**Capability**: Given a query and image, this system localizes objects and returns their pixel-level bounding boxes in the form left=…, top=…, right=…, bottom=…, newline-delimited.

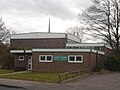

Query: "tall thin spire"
left=48, top=17, right=50, bottom=33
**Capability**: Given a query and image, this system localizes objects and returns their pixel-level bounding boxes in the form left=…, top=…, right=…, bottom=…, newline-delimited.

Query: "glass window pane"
left=69, top=56, right=75, bottom=61
left=76, top=56, right=82, bottom=61
left=20, top=57, right=24, bottom=59
left=19, top=56, right=24, bottom=61
left=47, top=56, right=52, bottom=61
left=94, top=47, right=100, bottom=51
left=40, top=56, right=45, bottom=60
left=28, top=56, right=32, bottom=60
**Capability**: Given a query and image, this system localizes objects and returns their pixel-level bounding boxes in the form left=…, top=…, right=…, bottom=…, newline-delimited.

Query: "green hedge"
left=104, top=56, right=120, bottom=71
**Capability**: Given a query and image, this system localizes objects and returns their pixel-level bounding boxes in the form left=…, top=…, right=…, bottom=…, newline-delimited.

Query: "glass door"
left=28, top=56, right=32, bottom=70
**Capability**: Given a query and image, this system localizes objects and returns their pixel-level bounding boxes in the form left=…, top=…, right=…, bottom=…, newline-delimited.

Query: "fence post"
left=72, top=72, right=74, bottom=77
left=59, top=74, right=61, bottom=83
left=66, top=73, right=68, bottom=79
left=89, top=68, right=92, bottom=75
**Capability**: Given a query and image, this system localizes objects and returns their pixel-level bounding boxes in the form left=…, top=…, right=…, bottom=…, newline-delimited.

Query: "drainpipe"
left=89, top=49, right=92, bottom=74
left=24, top=50, right=27, bottom=71
left=96, top=51, right=98, bottom=66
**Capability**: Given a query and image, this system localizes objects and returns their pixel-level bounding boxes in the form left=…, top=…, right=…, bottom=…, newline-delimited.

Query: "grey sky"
left=0, top=0, right=92, bottom=33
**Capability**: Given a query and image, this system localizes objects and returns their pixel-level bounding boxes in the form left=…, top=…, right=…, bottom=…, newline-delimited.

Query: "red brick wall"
left=105, top=47, right=112, bottom=56
left=14, top=54, right=31, bottom=71
left=32, top=52, right=98, bottom=72
left=14, top=52, right=104, bottom=72
left=11, top=38, right=67, bottom=49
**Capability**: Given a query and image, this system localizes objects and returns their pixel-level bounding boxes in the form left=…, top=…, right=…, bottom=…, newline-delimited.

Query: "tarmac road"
left=0, top=72, right=120, bottom=90
left=65, top=72, right=120, bottom=90
left=0, top=86, right=26, bottom=90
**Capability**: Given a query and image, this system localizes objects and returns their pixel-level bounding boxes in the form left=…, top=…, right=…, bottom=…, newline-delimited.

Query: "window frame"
left=39, top=55, right=53, bottom=62
left=19, top=56, right=24, bottom=61
left=68, top=55, right=83, bottom=63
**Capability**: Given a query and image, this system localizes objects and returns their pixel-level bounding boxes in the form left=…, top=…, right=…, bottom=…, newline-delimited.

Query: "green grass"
left=0, top=71, right=87, bottom=83
left=0, top=70, right=14, bottom=74
left=0, top=72, right=60, bottom=83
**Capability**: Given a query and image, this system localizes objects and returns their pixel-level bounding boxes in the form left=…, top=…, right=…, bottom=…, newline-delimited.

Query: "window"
left=69, top=56, right=75, bottom=61
left=94, top=47, right=101, bottom=51
left=39, top=55, right=53, bottom=62
left=47, top=56, right=52, bottom=61
left=28, top=56, right=32, bottom=60
left=68, top=55, right=83, bottom=63
left=19, top=56, right=24, bottom=61
left=76, top=56, right=82, bottom=61
left=40, top=56, right=45, bottom=61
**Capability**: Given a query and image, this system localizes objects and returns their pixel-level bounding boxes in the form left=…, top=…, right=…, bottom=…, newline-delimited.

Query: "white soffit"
left=11, top=32, right=66, bottom=39
left=67, top=34, right=80, bottom=42
left=66, top=43, right=105, bottom=47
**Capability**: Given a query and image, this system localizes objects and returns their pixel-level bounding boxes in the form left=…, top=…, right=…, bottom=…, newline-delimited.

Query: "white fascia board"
left=11, top=33, right=66, bottom=39
left=66, top=43, right=105, bottom=47
left=67, top=34, right=80, bottom=43
left=91, top=50, right=105, bottom=55
left=98, top=51, right=105, bottom=55
left=10, top=50, right=32, bottom=53
left=33, top=49, right=105, bottom=55
left=33, top=49, right=91, bottom=52
left=106, top=45, right=112, bottom=50
left=25, top=50, right=32, bottom=53
left=10, top=50, right=24, bottom=53
left=91, top=50, right=97, bottom=53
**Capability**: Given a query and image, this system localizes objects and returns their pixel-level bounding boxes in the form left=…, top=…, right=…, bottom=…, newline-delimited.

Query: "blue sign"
left=53, top=56, right=67, bottom=61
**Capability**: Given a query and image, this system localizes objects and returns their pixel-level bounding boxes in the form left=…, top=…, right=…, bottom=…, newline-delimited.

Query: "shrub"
left=92, top=64, right=103, bottom=72
left=104, top=56, right=120, bottom=71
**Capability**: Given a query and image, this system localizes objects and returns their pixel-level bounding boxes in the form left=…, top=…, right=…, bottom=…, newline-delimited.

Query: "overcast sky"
left=0, top=0, right=92, bottom=33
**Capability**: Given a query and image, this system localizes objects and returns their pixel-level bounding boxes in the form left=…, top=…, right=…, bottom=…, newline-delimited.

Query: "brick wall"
left=11, top=38, right=67, bottom=49
left=32, top=52, right=101, bottom=72
left=14, top=52, right=104, bottom=72
left=14, top=54, right=31, bottom=71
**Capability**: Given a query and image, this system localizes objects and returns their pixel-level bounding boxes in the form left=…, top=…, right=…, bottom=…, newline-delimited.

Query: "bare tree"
left=0, top=18, right=14, bottom=69
left=80, top=0, right=120, bottom=54
left=0, top=18, right=10, bottom=44
left=66, top=26, right=84, bottom=42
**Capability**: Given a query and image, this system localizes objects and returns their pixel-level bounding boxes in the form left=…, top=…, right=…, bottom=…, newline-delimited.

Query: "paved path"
left=0, top=73, right=120, bottom=90
left=66, top=72, right=120, bottom=90
left=0, top=71, right=28, bottom=76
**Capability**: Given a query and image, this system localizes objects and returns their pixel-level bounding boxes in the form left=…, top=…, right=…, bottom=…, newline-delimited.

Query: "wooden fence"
left=59, top=68, right=91, bottom=83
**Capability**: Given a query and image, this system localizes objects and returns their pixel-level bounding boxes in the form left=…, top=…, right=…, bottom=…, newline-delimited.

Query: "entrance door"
left=28, top=56, right=32, bottom=70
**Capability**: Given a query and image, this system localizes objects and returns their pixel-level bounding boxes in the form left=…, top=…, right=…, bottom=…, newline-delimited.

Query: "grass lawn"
left=0, top=70, right=14, bottom=74
left=0, top=71, right=86, bottom=83
left=0, top=72, right=60, bottom=83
